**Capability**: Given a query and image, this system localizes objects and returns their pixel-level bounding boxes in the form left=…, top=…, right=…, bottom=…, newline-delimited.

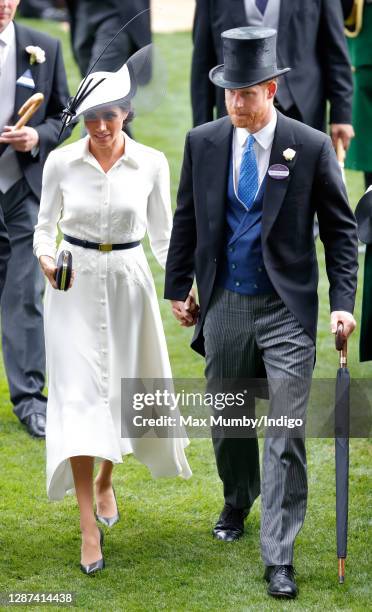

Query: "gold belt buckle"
left=99, top=244, right=112, bottom=252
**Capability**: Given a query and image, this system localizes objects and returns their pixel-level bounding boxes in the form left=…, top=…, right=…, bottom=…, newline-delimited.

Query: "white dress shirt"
left=233, top=109, right=277, bottom=197
left=0, top=20, right=22, bottom=193
left=244, top=0, right=281, bottom=29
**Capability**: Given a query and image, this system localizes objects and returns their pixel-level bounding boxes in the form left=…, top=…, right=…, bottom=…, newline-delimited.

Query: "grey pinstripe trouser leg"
left=203, top=287, right=315, bottom=565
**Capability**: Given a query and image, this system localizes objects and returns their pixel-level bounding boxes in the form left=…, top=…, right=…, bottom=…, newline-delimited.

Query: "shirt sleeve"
left=33, top=151, right=63, bottom=260
left=146, top=152, right=172, bottom=269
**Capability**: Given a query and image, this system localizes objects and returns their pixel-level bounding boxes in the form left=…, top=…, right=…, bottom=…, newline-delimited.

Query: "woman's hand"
left=39, top=255, right=58, bottom=289
left=39, top=254, right=75, bottom=290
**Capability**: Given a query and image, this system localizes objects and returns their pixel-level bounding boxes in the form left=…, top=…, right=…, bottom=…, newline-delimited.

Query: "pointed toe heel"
left=80, top=528, right=105, bottom=575
left=96, top=487, right=120, bottom=528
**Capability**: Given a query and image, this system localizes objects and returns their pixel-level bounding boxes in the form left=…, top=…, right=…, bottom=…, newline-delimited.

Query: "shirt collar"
left=0, top=21, right=15, bottom=46
left=69, top=134, right=140, bottom=169
left=235, top=109, right=277, bottom=151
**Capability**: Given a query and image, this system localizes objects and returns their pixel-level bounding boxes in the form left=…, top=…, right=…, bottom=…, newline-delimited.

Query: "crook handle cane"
left=13, top=92, right=44, bottom=130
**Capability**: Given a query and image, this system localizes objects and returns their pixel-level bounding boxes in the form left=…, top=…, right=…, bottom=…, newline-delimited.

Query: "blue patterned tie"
left=238, top=134, right=259, bottom=209
left=256, top=0, right=269, bottom=15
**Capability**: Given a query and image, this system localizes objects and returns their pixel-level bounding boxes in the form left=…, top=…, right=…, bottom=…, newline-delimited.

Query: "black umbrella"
left=334, top=322, right=350, bottom=583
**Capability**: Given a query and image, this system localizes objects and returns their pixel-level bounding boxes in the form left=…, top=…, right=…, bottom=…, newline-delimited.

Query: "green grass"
left=0, top=18, right=370, bottom=611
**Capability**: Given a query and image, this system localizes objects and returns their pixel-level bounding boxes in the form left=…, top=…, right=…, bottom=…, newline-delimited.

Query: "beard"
left=229, top=108, right=269, bottom=132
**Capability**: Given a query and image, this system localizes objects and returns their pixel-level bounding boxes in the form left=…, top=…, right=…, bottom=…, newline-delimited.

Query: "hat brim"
left=209, top=64, right=291, bottom=89
left=355, top=189, right=372, bottom=245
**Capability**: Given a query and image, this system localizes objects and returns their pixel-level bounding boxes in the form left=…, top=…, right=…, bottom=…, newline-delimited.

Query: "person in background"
left=0, top=0, right=71, bottom=437
left=191, top=0, right=354, bottom=151
left=18, top=0, right=68, bottom=22
left=355, top=188, right=372, bottom=362
left=344, top=0, right=372, bottom=188
left=65, top=0, right=150, bottom=75
left=0, top=215, right=10, bottom=300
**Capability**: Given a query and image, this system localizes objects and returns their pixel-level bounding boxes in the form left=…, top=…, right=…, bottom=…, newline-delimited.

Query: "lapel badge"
left=268, top=164, right=290, bottom=180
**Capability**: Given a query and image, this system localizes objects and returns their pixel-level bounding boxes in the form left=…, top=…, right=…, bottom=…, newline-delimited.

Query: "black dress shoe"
left=212, top=504, right=247, bottom=541
left=23, top=413, right=46, bottom=438
left=96, top=486, right=120, bottom=528
left=80, top=528, right=105, bottom=575
left=265, top=565, right=298, bottom=598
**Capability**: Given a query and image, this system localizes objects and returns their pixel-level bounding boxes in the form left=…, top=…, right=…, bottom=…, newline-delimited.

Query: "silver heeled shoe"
left=95, top=486, right=120, bottom=528
left=80, top=527, right=105, bottom=575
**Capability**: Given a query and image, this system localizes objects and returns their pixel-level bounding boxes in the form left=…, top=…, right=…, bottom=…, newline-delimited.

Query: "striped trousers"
left=203, top=288, right=315, bottom=565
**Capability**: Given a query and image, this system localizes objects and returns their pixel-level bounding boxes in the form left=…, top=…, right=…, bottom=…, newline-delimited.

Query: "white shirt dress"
left=34, top=135, right=192, bottom=500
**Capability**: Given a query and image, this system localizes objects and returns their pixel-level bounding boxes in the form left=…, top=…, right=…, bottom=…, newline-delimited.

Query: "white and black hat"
left=59, top=9, right=164, bottom=135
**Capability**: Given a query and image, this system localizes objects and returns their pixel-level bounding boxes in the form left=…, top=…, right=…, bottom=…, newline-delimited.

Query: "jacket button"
left=213, top=257, right=217, bottom=263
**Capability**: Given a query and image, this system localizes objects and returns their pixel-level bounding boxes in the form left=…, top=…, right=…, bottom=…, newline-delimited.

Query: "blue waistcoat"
left=217, top=152, right=275, bottom=295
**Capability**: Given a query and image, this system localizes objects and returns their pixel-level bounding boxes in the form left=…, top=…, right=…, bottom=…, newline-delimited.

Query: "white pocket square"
left=16, top=69, right=36, bottom=89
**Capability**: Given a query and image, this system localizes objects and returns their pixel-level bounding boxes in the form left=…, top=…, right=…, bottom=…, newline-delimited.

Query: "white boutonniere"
left=25, top=45, right=46, bottom=65
left=283, top=148, right=296, bottom=162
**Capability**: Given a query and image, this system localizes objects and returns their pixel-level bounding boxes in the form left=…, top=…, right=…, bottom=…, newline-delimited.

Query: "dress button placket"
left=99, top=178, right=110, bottom=403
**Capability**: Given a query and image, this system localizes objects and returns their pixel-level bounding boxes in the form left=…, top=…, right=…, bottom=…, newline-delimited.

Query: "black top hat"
left=209, top=27, right=291, bottom=89
left=355, top=189, right=372, bottom=245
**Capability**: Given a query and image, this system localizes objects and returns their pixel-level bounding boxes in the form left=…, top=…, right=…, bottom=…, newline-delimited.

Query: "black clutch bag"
left=55, top=250, right=72, bottom=291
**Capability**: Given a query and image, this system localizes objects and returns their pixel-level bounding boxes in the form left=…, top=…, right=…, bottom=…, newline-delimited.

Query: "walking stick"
left=336, top=138, right=346, bottom=184
left=14, top=92, right=44, bottom=129
left=0, top=93, right=44, bottom=156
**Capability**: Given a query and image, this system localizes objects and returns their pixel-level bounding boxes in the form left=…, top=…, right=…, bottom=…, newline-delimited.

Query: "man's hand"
left=0, top=126, right=39, bottom=152
left=330, top=123, right=355, bottom=151
left=330, top=311, right=356, bottom=339
left=171, top=288, right=200, bottom=327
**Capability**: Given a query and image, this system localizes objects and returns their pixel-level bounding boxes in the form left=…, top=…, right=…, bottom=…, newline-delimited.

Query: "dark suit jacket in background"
left=66, top=0, right=151, bottom=74
left=164, top=112, right=358, bottom=358
left=12, top=22, right=71, bottom=199
left=191, top=0, right=353, bottom=130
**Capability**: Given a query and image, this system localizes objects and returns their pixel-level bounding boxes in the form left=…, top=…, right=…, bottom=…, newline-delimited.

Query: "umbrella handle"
left=335, top=323, right=348, bottom=366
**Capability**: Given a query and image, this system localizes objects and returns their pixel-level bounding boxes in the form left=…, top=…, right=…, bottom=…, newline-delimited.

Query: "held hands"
left=330, top=311, right=356, bottom=340
left=0, top=126, right=39, bottom=152
left=330, top=124, right=355, bottom=151
left=171, top=287, right=200, bottom=327
left=39, top=255, right=75, bottom=290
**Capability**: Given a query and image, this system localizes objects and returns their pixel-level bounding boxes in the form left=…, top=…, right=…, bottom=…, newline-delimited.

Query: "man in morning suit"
left=165, top=28, right=358, bottom=598
left=191, top=0, right=354, bottom=150
left=0, top=0, right=71, bottom=437
left=65, top=0, right=151, bottom=76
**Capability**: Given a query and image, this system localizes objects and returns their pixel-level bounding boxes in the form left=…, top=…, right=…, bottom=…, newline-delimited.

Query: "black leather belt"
left=63, top=234, right=141, bottom=252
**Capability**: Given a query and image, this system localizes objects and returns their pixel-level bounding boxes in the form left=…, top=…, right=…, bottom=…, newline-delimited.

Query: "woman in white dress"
left=33, top=54, right=191, bottom=574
